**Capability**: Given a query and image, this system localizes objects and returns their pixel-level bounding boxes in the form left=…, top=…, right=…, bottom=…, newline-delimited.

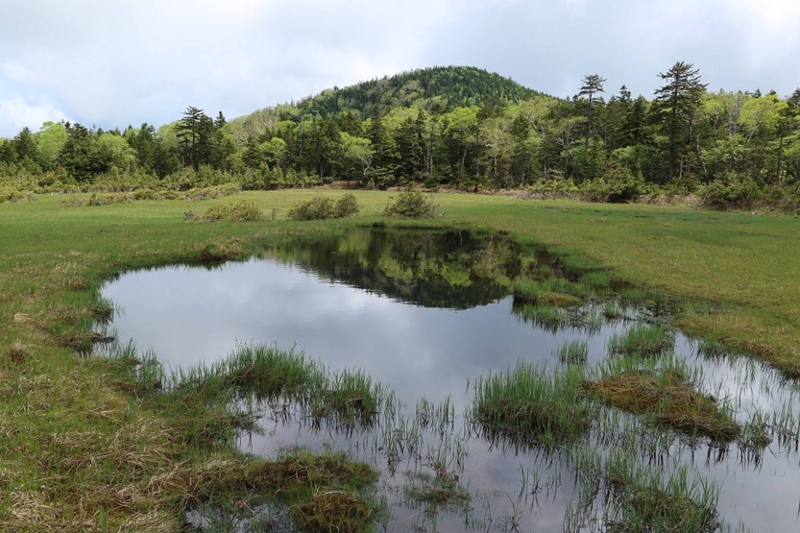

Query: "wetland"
left=98, top=227, right=800, bottom=532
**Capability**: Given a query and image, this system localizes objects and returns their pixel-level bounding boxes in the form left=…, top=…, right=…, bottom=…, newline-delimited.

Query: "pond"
left=100, top=228, right=800, bottom=532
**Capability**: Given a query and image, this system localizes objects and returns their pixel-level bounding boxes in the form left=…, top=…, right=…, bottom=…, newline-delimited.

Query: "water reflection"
left=100, top=228, right=800, bottom=533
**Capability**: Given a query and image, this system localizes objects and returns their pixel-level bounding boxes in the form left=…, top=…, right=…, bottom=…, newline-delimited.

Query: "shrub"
left=334, top=193, right=360, bottom=218
left=288, top=196, right=335, bottom=221
left=84, top=192, right=134, bottom=206
left=580, top=165, right=647, bottom=203
left=199, top=200, right=265, bottom=222
left=287, top=194, right=360, bottom=221
left=699, top=175, right=762, bottom=210
left=525, top=177, right=579, bottom=199
left=0, top=187, right=36, bottom=203
left=383, top=190, right=441, bottom=219
left=184, top=183, right=241, bottom=202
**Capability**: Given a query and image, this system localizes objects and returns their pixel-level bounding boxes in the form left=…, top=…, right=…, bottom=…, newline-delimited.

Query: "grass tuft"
left=291, top=490, right=374, bottom=533
left=404, top=469, right=470, bottom=514
left=556, top=339, right=589, bottom=365
left=582, top=361, right=740, bottom=443
left=470, top=363, right=593, bottom=449
left=603, top=456, right=720, bottom=532
left=608, top=324, right=676, bottom=358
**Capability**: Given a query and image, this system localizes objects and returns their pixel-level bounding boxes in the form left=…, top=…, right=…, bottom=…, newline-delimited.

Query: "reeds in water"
left=470, top=363, right=594, bottom=449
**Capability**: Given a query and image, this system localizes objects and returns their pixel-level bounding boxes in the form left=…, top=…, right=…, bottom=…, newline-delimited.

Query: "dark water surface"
left=101, top=228, right=800, bottom=532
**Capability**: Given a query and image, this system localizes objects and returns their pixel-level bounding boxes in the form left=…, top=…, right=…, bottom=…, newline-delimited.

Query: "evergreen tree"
left=578, top=74, right=606, bottom=154
left=176, top=106, right=206, bottom=170
left=12, top=127, right=39, bottom=163
left=654, top=62, right=707, bottom=180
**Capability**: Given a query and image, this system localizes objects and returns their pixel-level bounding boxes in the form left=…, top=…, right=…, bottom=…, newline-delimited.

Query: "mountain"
left=243, top=66, right=543, bottom=125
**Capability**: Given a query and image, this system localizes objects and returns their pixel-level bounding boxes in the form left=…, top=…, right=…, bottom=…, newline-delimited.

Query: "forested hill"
left=252, top=66, right=542, bottom=122
left=4, top=61, right=800, bottom=212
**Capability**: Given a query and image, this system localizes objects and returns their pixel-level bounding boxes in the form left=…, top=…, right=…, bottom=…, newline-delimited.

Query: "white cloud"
left=0, top=0, right=799, bottom=132
left=0, top=98, right=69, bottom=137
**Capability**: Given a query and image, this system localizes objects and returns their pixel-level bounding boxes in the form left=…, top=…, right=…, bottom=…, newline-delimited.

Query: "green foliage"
left=557, top=339, right=590, bottom=365
left=5, top=64, right=800, bottom=212
left=334, top=193, right=360, bottom=218
left=580, top=165, right=647, bottom=203
left=285, top=66, right=541, bottom=120
left=0, top=186, right=36, bottom=203
left=471, top=363, right=594, bottom=449
left=287, top=194, right=360, bottom=221
left=607, top=325, right=676, bottom=358
left=383, top=190, right=441, bottom=218
left=199, top=200, right=265, bottom=222
left=698, top=175, right=763, bottom=210
left=525, top=177, right=580, bottom=199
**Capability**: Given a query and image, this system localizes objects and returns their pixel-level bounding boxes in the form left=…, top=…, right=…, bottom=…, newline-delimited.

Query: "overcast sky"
left=1, top=0, right=799, bottom=137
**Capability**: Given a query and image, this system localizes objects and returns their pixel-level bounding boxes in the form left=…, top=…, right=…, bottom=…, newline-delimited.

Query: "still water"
left=101, top=228, right=800, bottom=532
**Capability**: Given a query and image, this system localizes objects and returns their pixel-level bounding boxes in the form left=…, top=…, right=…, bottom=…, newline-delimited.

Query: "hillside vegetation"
left=2, top=64, right=800, bottom=211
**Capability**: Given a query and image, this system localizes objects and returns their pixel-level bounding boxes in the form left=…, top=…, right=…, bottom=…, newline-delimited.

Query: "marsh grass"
left=404, top=469, right=471, bottom=515
left=291, top=490, right=375, bottom=533
left=603, top=457, right=720, bottom=532
left=171, top=345, right=387, bottom=427
left=5, top=191, right=800, bottom=530
left=512, top=278, right=591, bottom=307
left=602, top=301, right=635, bottom=321
left=513, top=301, right=602, bottom=334
left=183, top=449, right=379, bottom=533
left=608, top=324, right=676, bottom=358
left=618, top=287, right=686, bottom=319
left=557, top=339, right=589, bottom=365
left=471, top=363, right=594, bottom=449
left=697, top=338, right=730, bottom=360
left=582, top=358, right=741, bottom=443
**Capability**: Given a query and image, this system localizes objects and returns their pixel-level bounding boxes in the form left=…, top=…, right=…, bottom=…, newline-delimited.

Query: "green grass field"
left=1, top=190, right=799, bottom=530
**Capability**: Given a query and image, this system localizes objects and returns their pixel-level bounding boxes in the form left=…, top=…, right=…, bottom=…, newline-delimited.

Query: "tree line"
left=2, top=63, right=800, bottom=208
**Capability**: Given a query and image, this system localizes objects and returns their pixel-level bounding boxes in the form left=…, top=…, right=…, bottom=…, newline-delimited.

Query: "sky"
left=1, top=0, right=799, bottom=137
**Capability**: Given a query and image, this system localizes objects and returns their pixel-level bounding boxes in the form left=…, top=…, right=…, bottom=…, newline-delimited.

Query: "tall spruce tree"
left=654, top=62, right=707, bottom=180
left=578, top=74, right=606, bottom=155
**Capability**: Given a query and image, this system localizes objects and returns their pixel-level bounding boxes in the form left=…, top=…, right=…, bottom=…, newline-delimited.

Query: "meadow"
left=1, top=190, right=799, bottom=530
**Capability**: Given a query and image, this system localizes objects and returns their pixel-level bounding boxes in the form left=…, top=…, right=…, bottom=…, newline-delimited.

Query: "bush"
left=184, top=183, right=241, bottom=202
left=334, top=193, right=360, bottom=218
left=199, top=200, right=265, bottom=222
left=699, top=175, right=762, bottom=210
left=525, top=177, right=579, bottom=199
left=0, top=187, right=36, bottom=203
left=87, top=192, right=134, bottom=206
left=287, top=194, right=360, bottom=221
left=580, top=165, right=647, bottom=203
left=383, top=190, right=441, bottom=219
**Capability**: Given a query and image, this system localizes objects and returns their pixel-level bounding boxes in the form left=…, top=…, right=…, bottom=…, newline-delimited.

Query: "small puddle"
left=99, top=228, right=800, bottom=532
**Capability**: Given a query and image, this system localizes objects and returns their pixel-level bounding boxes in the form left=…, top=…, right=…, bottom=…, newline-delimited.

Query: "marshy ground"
left=2, top=190, right=800, bottom=531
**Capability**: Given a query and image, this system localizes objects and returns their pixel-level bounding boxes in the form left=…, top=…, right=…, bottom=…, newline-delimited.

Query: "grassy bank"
left=2, top=190, right=799, bottom=529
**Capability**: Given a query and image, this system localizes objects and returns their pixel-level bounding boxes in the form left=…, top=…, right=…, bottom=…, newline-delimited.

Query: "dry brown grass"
left=6, top=342, right=30, bottom=364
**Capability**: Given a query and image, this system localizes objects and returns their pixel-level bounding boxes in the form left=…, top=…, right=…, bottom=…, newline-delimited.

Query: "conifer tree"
left=654, top=62, right=707, bottom=180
